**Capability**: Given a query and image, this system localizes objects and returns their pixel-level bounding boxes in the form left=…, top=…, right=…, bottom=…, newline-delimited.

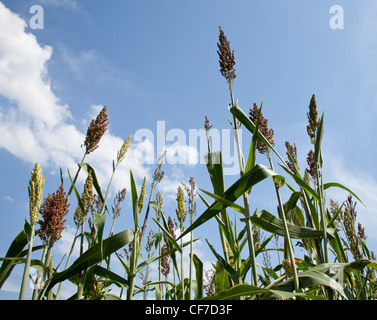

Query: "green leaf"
left=130, top=170, right=139, bottom=228
left=229, top=104, right=287, bottom=166
left=152, top=217, right=182, bottom=254
left=179, top=164, right=284, bottom=240
left=323, top=182, right=364, bottom=205
left=214, top=261, right=231, bottom=293
left=278, top=269, right=353, bottom=300
left=88, top=265, right=129, bottom=288
left=78, top=163, right=106, bottom=207
left=249, top=210, right=334, bottom=240
left=0, top=221, right=40, bottom=288
left=200, top=189, right=245, bottom=215
left=206, top=239, right=238, bottom=284
left=314, top=112, right=324, bottom=168
left=204, top=151, right=225, bottom=196
left=193, top=254, right=203, bottom=299
left=200, top=283, right=326, bottom=300
left=43, top=229, right=134, bottom=292
left=68, top=169, right=86, bottom=216
left=280, top=164, right=319, bottom=201
left=92, top=212, right=106, bottom=259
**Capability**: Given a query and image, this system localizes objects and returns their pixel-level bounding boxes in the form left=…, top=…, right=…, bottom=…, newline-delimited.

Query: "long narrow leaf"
left=129, top=170, right=139, bottom=228
left=200, top=188, right=245, bottom=215
left=43, top=229, right=134, bottom=292
left=249, top=210, right=335, bottom=240
left=193, top=254, right=203, bottom=299
left=179, top=164, right=284, bottom=240
left=324, top=182, right=364, bottom=205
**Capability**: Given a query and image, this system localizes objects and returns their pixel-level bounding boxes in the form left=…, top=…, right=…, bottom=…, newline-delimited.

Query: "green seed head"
left=176, top=186, right=187, bottom=224
left=28, top=163, right=45, bottom=224
left=138, top=177, right=147, bottom=213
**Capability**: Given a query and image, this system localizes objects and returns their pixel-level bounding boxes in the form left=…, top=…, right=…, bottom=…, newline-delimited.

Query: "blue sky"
left=1, top=1, right=377, bottom=299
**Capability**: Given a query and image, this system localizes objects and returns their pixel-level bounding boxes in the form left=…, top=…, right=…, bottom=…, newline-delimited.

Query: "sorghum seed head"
left=84, top=106, right=109, bottom=155
left=249, top=103, right=275, bottom=154
left=138, top=177, right=147, bottom=213
left=28, top=163, right=45, bottom=224
left=74, top=172, right=95, bottom=225
left=152, top=152, right=166, bottom=185
left=307, top=94, right=320, bottom=144
left=204, top=116, right=213, bottom=131
left=306, top=149, right=320, bottom=179
left=285, top=141, right=298, bottom=174
left=282, top=259, right=293, bottom=278
left=176, top=186, right=187, bottom=224
left=39, top=184, right=69, bottom=243
left=112, top=188, right=127, bottom=219
left=168, top=216, right=176, bottom=240
left=153, top=192, right=164, bottom=220
left=217, top=26, right=236, bottom=83
left=117, top=135, right=131, bottom=164
left=161, top=244, right=171, bottom=277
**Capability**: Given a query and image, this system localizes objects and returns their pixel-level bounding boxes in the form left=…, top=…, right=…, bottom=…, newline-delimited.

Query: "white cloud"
left=4, top=195, right=14, bottom=202
left=326, top=154, right=377, bottom=242
left=0, top=2, right=150, bottom=196
left=164, top=142, right=199, bottom=166
left=55, top=225, right=82, bottom=259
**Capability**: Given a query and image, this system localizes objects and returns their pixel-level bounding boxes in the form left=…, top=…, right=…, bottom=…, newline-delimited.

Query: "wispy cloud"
left=4, top=195, right=14, bottom=202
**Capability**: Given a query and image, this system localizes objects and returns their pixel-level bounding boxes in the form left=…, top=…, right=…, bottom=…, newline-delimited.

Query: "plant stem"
left=19, top=222, right=35, bottom=300
left=66, top=153, right=87, bottom=205
left=189, top=217, right=193, bottom=299
left=32, top=245, right=47, bottom=300
left=55, top=224, right=80, bottom=299
left=268, top=152, right=300, bottom=293
left=180, top=235, right=185, bottom=300
left=229, top=84, right=258, bottom=287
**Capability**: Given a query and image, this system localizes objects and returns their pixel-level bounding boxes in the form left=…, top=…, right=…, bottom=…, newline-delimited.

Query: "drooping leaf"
left=200, top=188, right=245, bottom=215
left=249, top=210, right=335, bottom=240
left=179, top=164, right=284, bottom=240
left=43, top=229, right=134, bottom=292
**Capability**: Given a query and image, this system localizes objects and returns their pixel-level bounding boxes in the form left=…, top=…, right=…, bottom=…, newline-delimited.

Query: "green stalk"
left=189, top=215, right=194, bottom=299
left=268, top=152, right=300, bottom=293
left=19, top=222, right=36, bottom=300
left=180, top=235, right=185, bottom=300
left=76, top=269, right=87, bottom=300
left=55, top=224, right=80, bottom=299
left=157, top=216, right=162, bottom=298
left=204, top=128, right=231, bottom=266
left=229, top=85, right=258, bottom=287
left=127, top=231, right=139, bottom=300
left=76, top=220, right=86, bottom=299
left=32, top=244, right=47, bottom=300
left=317, top=170, right=329, bottom=263
left=66, top=153, right=87, bottom=205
